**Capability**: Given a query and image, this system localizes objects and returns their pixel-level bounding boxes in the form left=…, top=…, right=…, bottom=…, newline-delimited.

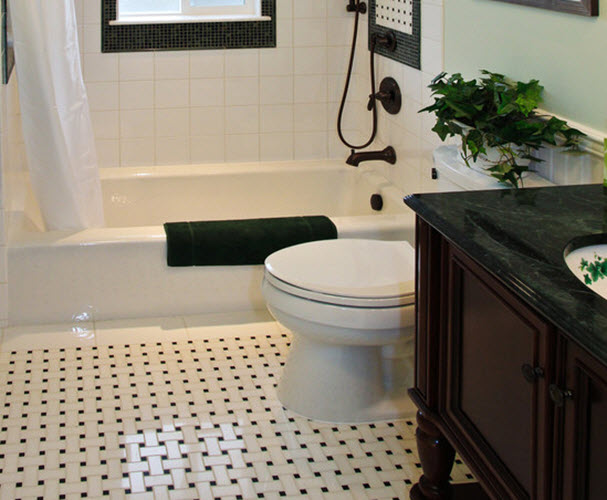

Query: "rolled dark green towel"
left=164, top=216, right=337, bottom=266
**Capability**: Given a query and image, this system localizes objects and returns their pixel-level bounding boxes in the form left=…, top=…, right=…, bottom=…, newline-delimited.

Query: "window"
left=102, top=0, right=276, bottom=53
left=114, top=0, right=265, bottom=24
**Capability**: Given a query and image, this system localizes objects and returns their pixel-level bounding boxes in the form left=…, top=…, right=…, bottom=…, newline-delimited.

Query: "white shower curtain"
left=9, top=0, right=104, bottom=230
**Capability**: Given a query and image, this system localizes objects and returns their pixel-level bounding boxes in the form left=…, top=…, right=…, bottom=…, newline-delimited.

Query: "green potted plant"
left=420, top=70, right=586, bottom=188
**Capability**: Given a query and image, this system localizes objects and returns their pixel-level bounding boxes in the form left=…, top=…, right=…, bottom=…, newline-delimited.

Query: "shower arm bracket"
left=346, top=0, right=367, bottom=13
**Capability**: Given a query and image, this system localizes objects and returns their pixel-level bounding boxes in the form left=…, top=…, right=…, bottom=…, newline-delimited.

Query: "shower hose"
left=337, top=0, right=380, bottom=151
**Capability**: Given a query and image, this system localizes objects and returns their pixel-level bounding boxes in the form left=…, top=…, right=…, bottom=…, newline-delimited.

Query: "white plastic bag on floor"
left=9, top=0, right=104, bottom=230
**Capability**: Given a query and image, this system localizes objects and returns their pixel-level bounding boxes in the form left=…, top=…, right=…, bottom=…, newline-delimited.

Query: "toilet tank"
left=432, top=145, right=554, bottom=191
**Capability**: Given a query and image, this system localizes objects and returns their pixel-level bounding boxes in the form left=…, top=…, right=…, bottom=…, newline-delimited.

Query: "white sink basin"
left=565, top=243, right=607, bottom=300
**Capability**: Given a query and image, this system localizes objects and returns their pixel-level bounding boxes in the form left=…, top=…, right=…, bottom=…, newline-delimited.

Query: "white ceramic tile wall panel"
left=225, top=77, right=259, bottom=106
left=225, top=134, right=259, bottom=162
left=156, top=108, right=190, bottom=137
left=90, top=110, right=120, bottom=140
left=259, top=76, right=293, bottom=105
left=226, top=106, right=260, bottom=135
left=294, top=103, right=328, bottom=132
left=190, top=78, right=225, bottom=107
left=84, top=53, right=119, bottom=82
left=225, top=50, right=260, bottom=77
left=294, top=18, right=328, bottom=47
left=190, top=136, right=226, bottom=163
left=260, top=133, right=294, bottom=161
left=155, top=51, right=190, bottom=79
left=422, top=2, right=444, bottom=42
left=119, top=52, right=155, bottom=81
left=293, top=0, right=326, bottom=18
left=260, top=105, right=293, bottom=133
left=120, top=138, right=156, bottom=167
left=156, top=79, right=190, bottom=108
left=294, top=131, right=327, bottom=160
left=120, top=109, right=155, bottom=138
left=95, top=139, right=120, bottom=167
left=260, top=48, right=293, bottom=76
left=119, top=80, right=154, bottom=110
left=294, top=75, right=328, bottom=103
left=75, top=0, right=370, bottom=165
left=190, top=106, right=225, bottom=136
left=86, top=81, right=119, bottom=111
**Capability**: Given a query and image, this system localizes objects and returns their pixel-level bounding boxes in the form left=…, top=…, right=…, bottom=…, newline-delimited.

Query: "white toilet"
left=263, top=145, right=556, bottom=424
left=262, top=238, right=417, bottom=423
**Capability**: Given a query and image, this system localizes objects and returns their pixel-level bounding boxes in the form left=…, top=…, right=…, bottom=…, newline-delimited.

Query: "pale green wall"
left=444, top=0, right=607, bottom=135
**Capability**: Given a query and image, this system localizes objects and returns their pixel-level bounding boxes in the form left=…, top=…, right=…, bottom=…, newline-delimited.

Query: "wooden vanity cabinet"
left=556, top=339, right=607, bottom=500
left=410, top=218, right=607, bottom=500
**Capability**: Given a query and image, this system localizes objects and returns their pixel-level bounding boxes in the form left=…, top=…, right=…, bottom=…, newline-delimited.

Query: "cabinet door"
left=444, top=246, right=552, bottom=499
left=559, top=341, right=607, bottom=500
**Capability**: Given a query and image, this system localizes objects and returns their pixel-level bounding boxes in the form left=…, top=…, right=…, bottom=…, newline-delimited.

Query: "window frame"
left=102, top=0, right=276, bottom=53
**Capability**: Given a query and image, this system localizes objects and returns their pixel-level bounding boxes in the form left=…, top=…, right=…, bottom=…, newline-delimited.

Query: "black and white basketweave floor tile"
left=0, top=324, right=474, bottom=499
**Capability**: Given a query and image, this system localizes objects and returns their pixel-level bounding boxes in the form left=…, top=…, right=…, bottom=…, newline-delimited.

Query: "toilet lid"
left=264, top=239, right=415, bottom=306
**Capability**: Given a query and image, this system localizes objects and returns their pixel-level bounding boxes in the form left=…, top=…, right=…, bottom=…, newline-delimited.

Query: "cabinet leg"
left=410, top=409, right=455, bottom=500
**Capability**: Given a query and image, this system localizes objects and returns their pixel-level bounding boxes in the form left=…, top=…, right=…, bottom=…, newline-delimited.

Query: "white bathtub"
left=8, top=160, right=415, bottom=325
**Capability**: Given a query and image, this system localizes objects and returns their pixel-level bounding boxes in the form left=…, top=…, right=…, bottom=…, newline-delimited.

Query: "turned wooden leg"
left=410, top=409, right=456, bottom=500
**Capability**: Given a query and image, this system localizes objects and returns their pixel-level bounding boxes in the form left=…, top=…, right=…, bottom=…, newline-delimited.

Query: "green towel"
left=164, top=216, right=337, bottom=266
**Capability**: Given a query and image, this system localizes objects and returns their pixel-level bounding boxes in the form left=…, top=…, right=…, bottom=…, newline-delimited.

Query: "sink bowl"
left=564, top=235, right=607, bottom=300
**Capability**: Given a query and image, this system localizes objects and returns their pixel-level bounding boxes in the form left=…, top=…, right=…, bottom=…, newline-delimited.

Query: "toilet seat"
left=264, top=239, right=415, bottom=308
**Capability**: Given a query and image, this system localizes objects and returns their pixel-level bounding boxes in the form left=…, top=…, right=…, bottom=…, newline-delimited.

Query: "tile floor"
left=0, top=313, right=474, bottom=499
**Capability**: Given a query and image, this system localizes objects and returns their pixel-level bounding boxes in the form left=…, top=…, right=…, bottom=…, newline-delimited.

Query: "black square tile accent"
left=102, top=0, right=276, bottom=53
left=368, top=0, right=420, bottom=70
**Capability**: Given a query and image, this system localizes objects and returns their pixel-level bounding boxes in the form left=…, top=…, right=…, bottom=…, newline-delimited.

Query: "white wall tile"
left=121, top=138, right=156, bottom=166
left=84, top=53, right=119, bottom=82
left=260, top=105, right=293, bottom=133
left=225, top=51, right=260, bottom=77
left=225, top=106, right=260, bottom=135
left=95, top=139, right=120, bottom=167
left=120, top=109, right=155, bottom=138
left=190, top=135, right=226, bottom=164
left=156, top=137, right=190, bottom=165
left=120, top=81, right=154, bottom=110
left=260, top=76, right=293, bottom=105
left=260, top=133, right=294, bottom=161
left=90, top=110, right=120, bottom=140
left=190, top=79, right=225, bottom=107
left=119, top=53, right=155, bottom=81
left=155, top=108, right=190, bottom=138
left=86, top=82, right=119, bottom=111
left=155, top=52, right=190, bottom=80
left=190, top=107, right=225, bottom=136
left=225, top=78, right=260, bottom=106
left=225, top=134, right=259, bottom=162
left=155, top=79, right=190, bottom=108
left=190, top=51, right=225, bottom=79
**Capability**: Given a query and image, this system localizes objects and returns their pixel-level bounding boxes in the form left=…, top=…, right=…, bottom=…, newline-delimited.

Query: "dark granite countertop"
left=404, top=184, right=607, bottom=365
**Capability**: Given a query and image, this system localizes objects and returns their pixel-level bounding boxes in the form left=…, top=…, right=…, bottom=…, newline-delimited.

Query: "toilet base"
left=277, top=334, right=416, bottom=423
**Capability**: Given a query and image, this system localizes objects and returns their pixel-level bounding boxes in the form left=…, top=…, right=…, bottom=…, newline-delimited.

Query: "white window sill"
left=110, top=14, right=271, bottom=25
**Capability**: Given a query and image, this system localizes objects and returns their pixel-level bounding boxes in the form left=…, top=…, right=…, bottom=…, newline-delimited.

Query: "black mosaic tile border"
left=102, top=0, right=276, bottom=53
left=368, top=0, right=420, bottom=70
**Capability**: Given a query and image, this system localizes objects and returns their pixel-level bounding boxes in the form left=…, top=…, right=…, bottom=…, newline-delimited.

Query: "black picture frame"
left=491, top=0, right=598, bottom=16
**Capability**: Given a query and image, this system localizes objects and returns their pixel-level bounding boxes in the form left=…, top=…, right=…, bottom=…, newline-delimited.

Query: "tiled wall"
left=75, top=0, right=368, bottom=167
left=356, top=0, right=445, bottom=194
left=0, top=1, right=446, bottom=325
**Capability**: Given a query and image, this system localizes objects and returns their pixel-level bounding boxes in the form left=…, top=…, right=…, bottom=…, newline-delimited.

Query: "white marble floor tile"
left=0, top=320, right=475, bottom=498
